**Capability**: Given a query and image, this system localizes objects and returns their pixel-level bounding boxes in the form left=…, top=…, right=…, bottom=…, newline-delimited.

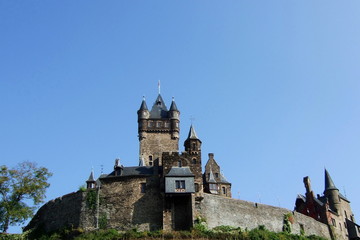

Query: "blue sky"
left=1, top=1, right=360, bottom=233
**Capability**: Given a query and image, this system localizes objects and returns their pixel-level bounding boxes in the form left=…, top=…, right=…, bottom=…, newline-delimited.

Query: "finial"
left=190, top=116, right=195, bottom=125
left=158, top=80, right=161, bottom=94
left=172, top=96, right=175, bottom=101
left=142, top=95, right=145, bottom=101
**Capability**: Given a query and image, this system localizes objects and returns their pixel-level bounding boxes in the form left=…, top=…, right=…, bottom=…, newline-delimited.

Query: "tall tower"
left=323, top=169, right=341, bottom=214
left=137, top=95, right=180, bottom=166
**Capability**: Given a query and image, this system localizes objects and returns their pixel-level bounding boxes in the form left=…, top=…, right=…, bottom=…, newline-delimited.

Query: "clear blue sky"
left=1, top=1, right=360, bottom=233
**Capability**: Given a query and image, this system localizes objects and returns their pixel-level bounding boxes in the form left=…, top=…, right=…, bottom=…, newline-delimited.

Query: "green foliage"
left=0, top=162, right=52, bottom=233
left=99, top=214, right=108, bottom=230
left=85, top=190, right=97, bottom=211
left=283, top=213, right=293, bottom=233
left=24, top=225, right=329, bottom=240
left=79, top=185, right=86, bottom=192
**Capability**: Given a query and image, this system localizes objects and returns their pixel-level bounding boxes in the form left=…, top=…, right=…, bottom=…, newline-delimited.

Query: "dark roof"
left=187, top=125, right=199, bottom=139
left=169, top=99, right=179, bottom=111
left=139, top=98, right=148, bottom=111
left=339, top=192, right=350, bottom=202
left=166, top=167, right=194, bottom=177
left=86, top=171, right=95, bottom=182
left=150, top=94, right=168, bottom=118
left=324, top=169, right=338, bottom=192
left=101, top=166, right=155, bottom=179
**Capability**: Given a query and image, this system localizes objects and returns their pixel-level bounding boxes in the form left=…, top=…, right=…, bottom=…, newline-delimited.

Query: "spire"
left=139, top=96, right=148, bottom=111
left=169, top=97, right=179, bottom=111
left=87, top=170, right=95, bottom=182
left=187, top=125, right=199, bottom=139
left=324, top=169, right=338, bottom=192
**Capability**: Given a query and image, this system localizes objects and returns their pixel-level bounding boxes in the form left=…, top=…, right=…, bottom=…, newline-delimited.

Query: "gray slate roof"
left=101, top=166, right=155, bottom=179
left=324, top=169, right=338, bottom=192
left=169, top=99, right=179, bottom=111
left=150, top=94, right=168, bottom=118
left=187, top=125, right=199, bottom=139
left=166, top=167, right=194, bottom=177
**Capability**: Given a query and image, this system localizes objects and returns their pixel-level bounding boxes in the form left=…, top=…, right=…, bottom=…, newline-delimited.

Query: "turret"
left=86, top=170, right=96, bottom=189
left=169, top=98, right=180, bottom=139
left=184, top=125, right=202, bottom=154
left=323, top=169, right=340, bottom=213
left=137, top=97, right=149, bottom=140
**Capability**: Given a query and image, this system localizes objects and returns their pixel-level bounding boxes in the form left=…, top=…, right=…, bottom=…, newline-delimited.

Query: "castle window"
left=344, top=222, right=347, bottom=229
left=222, top=187, right=226, bottom=195
left=209, top=183, right=217, bottom=191
left=175, top=180, right=185, bottom=189
left=192, top=158, right=197, bottom=164
left=156, top=122, right=162, bottom=127
left=178, top=160, right=182, bottom=167
left=332, top=218, right=336, bottom=227
left=165, top=122, right=170, bottom=128
left=149, top=156, right=153, bottom=161
left=149, top=161, right=153, bottom=166
left=192, top=143, right=196, bottom=151
left=345, top=210, right=348, bottom=219
left=148, top=121, right=154, bottom=127
left=195, top=183, right=199, bottom=192
left=339, top=223, right=342, bottom=231
left=215, top=173, right=219, bottom=178
left=140, top=183, right=146, bottom=193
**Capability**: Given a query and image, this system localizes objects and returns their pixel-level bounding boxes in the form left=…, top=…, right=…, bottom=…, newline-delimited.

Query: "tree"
left=0, top=161, right=52, bottom=233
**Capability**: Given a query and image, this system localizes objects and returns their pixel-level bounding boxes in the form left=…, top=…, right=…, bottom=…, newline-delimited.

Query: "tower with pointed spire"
left=137, top=94, right=180, bottom=166
left=295, top=169, right=359, bottom=240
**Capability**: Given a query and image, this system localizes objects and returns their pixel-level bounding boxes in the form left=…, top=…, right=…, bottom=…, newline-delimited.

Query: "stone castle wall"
left=25, top=191, right=86, bottom=233
left=100, top=175, right=163, bottom=231
left=199, top=194, right=332, bottom=239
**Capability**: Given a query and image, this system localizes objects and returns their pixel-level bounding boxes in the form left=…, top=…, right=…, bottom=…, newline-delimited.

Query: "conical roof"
left=139, top=98, right=148, bottom=111
left=150, top=94, right=168, bottom=118
left=169, top=98, right=179, bottom=111
left=187, top=125, right=199, bottom=139
left=324, top=169, right=338, bottom=192
left=87, top=171, right=95, bottom=183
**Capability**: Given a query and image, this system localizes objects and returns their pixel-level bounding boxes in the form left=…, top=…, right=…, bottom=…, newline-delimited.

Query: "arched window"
left=192, top=158, right=197, bottom=164
left=178, top=160, right=182, bottom=167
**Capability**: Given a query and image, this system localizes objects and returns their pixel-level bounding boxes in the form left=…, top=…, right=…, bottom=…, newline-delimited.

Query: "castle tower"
left=86, top=170, right=96, bottom=189
left=323, top=169, right=340, bottom=214
left=138, top=94, right=179, bottom=166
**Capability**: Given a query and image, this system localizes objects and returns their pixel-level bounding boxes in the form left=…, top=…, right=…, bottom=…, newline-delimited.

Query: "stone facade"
left=25, top=92, right=359, bottom=240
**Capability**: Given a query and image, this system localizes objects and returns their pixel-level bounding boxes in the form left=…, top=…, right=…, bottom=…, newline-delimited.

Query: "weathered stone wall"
left=199, top=194, right=332, bottom=239
left=140, top=132, right=179, bottom=166
left=24, top=191, right=86, bottom=233
left=100, top=175, right=163, bottom=231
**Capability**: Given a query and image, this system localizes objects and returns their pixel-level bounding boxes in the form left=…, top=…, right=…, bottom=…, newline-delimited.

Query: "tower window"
left=215, top=173, right=219, bottom=178
left=175, top=180, right=185, bottom=189
left=148, top=122, right=154, bottom=127
left=210, top=183, right=217, bottom=191
left=156, top=122, right=162, bottom=127
left=192, top=143, right=196, bottom=151
left=178, top=160, right=182, bottom=167
left=195, top=183, right=199, bottom=192
left=165, top=122, right=170, bottom=128
left=140, top=183, right=146, bottom=193
left=222, top=187, right=226, bottom=195
left=149, top=156, right=153, bottom=161
left=192, top=158, right=197, bottom=164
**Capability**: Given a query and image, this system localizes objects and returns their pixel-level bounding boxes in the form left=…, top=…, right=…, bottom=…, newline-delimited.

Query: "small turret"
left=323, top=169, right=340, bottom=213
left=169, top=97, right=180, bottom=139
left=137, top=97, right=150, bottom=140
left=184, top=125, right=202, bottom=154
left=86, top=170, right=96, bottom=189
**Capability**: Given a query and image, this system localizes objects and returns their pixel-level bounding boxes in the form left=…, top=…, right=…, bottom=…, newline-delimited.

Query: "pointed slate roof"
left=150, top=94, right=168, bottom=118
left=219, top=172, right=230, bottom=184
left=208, top=168, right=217, bottom=183
left=187, top=125, right=199, bottom=139
left=169, top=98, right=179, bottom=111
left=324, top=169, right=338, bottom=192
left=139, top=98, right=148, bottom=111
left=86, top=171, right=95, bottom=183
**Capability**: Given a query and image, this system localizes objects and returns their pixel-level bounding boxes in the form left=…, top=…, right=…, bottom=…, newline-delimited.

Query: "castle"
left=25, top=92, right=359, bottom=240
